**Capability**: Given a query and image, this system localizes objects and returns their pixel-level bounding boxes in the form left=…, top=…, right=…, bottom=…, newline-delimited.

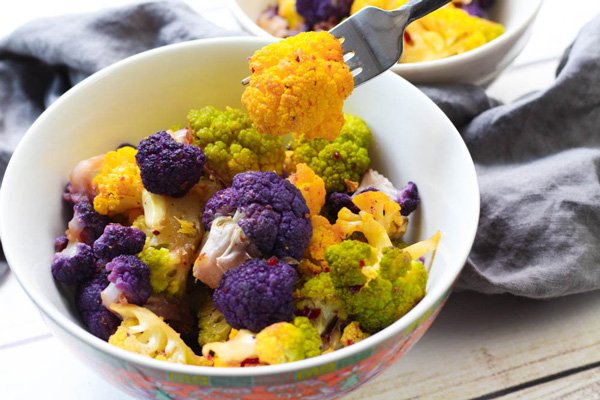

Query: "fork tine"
left=329, top=11, right=386, bottom=87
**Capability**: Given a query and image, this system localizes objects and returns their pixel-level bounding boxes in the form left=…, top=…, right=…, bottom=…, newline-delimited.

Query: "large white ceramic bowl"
left=227, top=0, right=543, bottom=85
left=0, top=37, right=479, bottom=399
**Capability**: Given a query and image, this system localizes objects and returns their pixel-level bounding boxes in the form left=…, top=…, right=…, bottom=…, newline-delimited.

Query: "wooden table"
left=2, top=1, right=600, bottom=399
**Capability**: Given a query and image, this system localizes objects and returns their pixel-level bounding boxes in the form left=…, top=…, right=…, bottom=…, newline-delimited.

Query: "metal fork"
left=241, top=0, right=450, bottom=87
left=333, top=0, right=450, bottom=86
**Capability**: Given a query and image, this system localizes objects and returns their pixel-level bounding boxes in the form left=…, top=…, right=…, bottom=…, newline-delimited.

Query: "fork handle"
left=400, top=0, right=451, bottom=23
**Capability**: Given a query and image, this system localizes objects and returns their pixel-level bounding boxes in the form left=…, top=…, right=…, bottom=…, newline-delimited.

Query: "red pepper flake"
left=152, top=229, right=160, bottom=236
left=404, top=31, right=413, bottom=46
left=241, top=358, right=260, bottom=367
left=267, top=257, right=279, bottom=266
left=359, top=259, right=365, bottom=268
left=333, top=151, right=341, bottom=160
left=296, top=55, right=301, bottom=62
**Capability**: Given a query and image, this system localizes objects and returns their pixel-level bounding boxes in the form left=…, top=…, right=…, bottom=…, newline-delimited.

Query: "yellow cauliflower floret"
left=241, top=31, right=353, bottom=140
left=298, top=215, right=343, bottom=277
left=255, top=317, right=321, bottom=365
left=92, top=147, right=143, bottom=216
left=109, top=304, right=210, bottom=366
left=336, top=207, right=392, bottom=252
left=288, top=163, right=326, bottom=215
left=352, top=191, right=406, bottom=238
left=278, top=0, right=305, bottom=29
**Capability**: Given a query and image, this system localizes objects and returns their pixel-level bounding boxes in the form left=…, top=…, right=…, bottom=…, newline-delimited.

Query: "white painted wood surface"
left=1, top=1, right=600, bottom=399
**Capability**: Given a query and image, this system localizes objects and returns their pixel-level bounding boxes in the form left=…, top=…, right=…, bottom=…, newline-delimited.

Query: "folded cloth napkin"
left=422, top=15, right=600, bottom=298
left=1, top=1, right=599, bottom=299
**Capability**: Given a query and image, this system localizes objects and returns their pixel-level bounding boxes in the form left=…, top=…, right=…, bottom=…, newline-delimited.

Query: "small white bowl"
left=227, top=0, right=543, bottom=85
left=0, top=37, right=479, bottom=399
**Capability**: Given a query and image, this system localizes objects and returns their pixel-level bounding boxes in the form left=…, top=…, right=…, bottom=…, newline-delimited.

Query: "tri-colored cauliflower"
left=52, top=36, right=440, bottom=369
left=241, top=31, right=353, bottom=140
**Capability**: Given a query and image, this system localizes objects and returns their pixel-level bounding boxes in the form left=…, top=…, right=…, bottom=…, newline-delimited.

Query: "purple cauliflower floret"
left=397, top=181, right=420, bottom=216
left=327, top=192, right=359, bottom=219
left=76, top=272, right=120, bottom=340
left=135, top=130, right=206, bottom=197
left=296, top=0, right=352, bottom=28
left=54, top=234, right=68, bottom=252
left=67, top=199, right=110, bottom=245
left=63, top=183, right=88, bottom=206
left=202, top=171, right=311, bottom=260
left=213, top=258, right=298, bottom=332
left=51, top=243, right=96, bottom=285
left=457, top=0, right=494, bottom=17
left=103, top=255, right=151, bottom=306
left=93, top=223, right=146, bottom=262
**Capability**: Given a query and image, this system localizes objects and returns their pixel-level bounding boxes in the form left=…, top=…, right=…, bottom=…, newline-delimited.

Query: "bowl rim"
left=225, top=0, right=544, bottom=72
left=0, top=36, right=480, bottom=377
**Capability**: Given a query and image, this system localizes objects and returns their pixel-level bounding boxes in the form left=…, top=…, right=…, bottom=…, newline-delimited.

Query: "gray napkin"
left=422, top=15, right=600, bottom=298
left=0, top=0, right=242, bottom=181
left=1, top=1, right=599, bottom=299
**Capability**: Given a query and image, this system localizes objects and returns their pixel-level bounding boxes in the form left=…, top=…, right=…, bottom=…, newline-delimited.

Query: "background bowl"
left=0, top=37, right=479, bottom=399
left=227, top=0, right=543, bottom=85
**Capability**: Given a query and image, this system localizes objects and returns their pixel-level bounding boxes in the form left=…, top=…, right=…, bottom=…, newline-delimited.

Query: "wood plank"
left=0, top=335, right=135, bottom=399
left=499, top=364, right=600, bottom=400
left=346, top=290, right=600, bottom=400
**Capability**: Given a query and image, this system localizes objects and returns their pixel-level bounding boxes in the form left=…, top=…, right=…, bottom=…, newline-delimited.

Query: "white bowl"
left=0, top=37, right=479, bottom=399
left=227, top=0, right=543, bottom=85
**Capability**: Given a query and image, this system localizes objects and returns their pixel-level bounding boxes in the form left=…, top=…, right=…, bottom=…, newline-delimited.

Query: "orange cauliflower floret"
left=92, top=147, right=143, bottom=216
left=288, top=163, right=326, bottom=215
left=241, top=31, right=353, bottom=140
left=298, top=215, right=343, bottom=277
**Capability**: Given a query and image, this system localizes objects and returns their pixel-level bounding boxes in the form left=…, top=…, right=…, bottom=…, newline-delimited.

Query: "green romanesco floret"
left=187, top=106, right=286, bottom=184
left=137, top=244, right=185, bottom=297
left=295, top=272, right=347, bottom=334
left=289, top=114, right=371, bottom=192
left=108, top=303, right=211, bottom=366
left=255, top=316, right=322, bottom=365
left=325, top=240, right=428, bottom=333
left=340, top=321, right=370, bottom=347
left=339, top=114, right=372, bottom=149
left=197, top=296, right=232, bottom=347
